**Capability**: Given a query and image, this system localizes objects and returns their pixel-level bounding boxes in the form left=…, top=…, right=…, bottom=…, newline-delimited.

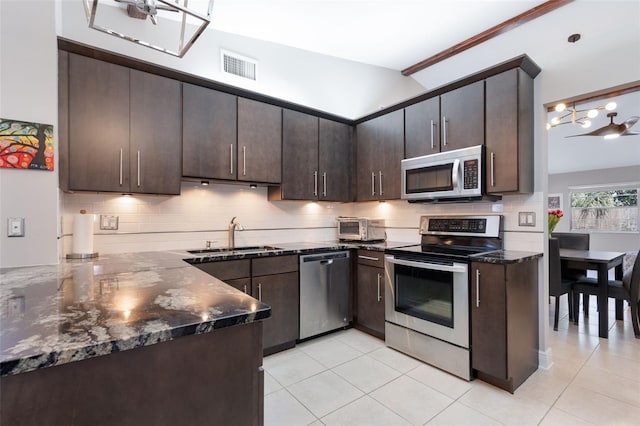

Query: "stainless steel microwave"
left=401, top=145, right=495, bottom=202
left=337, top=217, right=386, bottom=242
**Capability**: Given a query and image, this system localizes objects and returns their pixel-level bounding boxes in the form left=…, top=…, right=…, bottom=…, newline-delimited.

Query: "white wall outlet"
left=518, top=212, right=536, bottom=227
left=7, top=217, right=25, bottom=237
left=100, top=215, right=119, bottom=230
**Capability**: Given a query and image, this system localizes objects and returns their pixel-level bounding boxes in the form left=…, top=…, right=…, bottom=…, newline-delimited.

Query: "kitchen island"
left=0, top=251, right=270, bottom=426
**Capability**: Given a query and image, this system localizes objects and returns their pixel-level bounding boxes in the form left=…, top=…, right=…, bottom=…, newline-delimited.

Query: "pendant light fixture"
left=82, top=0, right=214, bottom=58
left=546, top=101, right=617, bottom=130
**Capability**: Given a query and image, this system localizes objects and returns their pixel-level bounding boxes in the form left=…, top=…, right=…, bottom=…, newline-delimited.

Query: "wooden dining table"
left=559, top=248, right=625, bottom=338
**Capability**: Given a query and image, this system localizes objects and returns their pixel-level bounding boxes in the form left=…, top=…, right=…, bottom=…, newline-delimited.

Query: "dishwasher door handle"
left=320, top=259, right=334, bottom=265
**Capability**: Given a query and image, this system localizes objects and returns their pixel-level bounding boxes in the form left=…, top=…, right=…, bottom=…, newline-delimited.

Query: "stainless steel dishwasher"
left=299, top=251, right=351, bottom=340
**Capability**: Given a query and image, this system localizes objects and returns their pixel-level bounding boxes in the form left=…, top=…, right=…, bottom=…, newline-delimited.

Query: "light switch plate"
left=7, top=217, right=25, bottom=237
left=518, top=212, right=536, bottom=227
left=100, top=215, right=119, bottom=230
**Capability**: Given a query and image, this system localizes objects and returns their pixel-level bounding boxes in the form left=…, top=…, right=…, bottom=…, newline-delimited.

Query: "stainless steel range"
left=384, top=215, right=502, bottom=380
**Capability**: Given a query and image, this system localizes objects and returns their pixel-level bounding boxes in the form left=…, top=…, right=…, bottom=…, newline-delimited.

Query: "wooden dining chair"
left=572, top=250, right=640, bottom=338
left=549, top=237, right=576, bottom=330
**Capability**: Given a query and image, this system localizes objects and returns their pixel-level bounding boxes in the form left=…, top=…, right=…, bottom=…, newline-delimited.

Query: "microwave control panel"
left=463, top=159, right=479, bottom=189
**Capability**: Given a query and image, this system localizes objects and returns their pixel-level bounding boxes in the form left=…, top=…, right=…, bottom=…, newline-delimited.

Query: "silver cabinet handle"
left=376, top=273, right=382, bottom=302
left=243, top=284, right=247, bottom=294
left=371, top=172, right=376, bottom=196
left=313, top=171, right=318, bottom=197
left=322, top=172, right=327, bottom=197
left=230, top=144, right=234, bottom=175
left=119, top=148, right=123, bottom=186
left=430, top=119, right=435, bottom=149
left=242, top=146, right=247, bottom=176
left=379, top=171, right=383, bottom=196
left=358, top=255, right=379, bottom=261
left=136, top=150, right=141, bottom=187
left=476, top=269, right=481, bottom=308
left=258, top=283, right=262, bottom=301
left=490, top=152, right=496, bottom=187
left=442, top=116, right=448, bottom=146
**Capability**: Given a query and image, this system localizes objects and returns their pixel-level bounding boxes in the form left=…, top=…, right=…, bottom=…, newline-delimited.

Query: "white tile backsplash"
left=61, top=183, right=545, bottom=255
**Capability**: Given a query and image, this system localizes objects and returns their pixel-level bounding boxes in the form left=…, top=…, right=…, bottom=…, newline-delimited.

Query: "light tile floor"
left=264, top=295, right=640, bottom=425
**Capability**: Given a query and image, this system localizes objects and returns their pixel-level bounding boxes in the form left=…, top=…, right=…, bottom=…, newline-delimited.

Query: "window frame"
left=568, top=182, right=639, bottom=234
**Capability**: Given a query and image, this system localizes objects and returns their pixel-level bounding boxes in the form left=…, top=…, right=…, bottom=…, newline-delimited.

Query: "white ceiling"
left=209, top=0, right=548, bottom=70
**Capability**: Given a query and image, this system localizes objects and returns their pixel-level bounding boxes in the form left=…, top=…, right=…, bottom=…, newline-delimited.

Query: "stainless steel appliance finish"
left=299, top=251, right=352, bottom=340
left=337, top=217, right=386, bottom=242
left=401, top=145, right=498, bottom=202
left=384, top=215, right=503, bottom=380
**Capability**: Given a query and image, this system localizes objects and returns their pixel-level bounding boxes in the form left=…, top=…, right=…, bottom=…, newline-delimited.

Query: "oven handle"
left=386, top=257, right=467, bottom=273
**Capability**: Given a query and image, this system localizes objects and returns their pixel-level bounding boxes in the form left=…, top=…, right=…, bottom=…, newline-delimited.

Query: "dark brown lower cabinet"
left=0, top=321, right=264, bottom=426
left=471, top=259, right=538, bottom=393
left=192, top=255, right=299, bottom=355
left=253, top=271, right=299, bottom=355
left=355, top=250, right=385, bottom=339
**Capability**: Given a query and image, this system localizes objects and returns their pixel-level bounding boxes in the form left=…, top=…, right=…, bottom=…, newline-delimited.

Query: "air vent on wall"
left=221, top=49, right=257, bottom=81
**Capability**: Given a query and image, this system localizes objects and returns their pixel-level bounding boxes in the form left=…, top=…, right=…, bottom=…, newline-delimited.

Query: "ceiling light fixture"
left=82, top=0, right=213, bottom=58
left=547, top=101, right=617, bottom=130
left=566, top=112, right=640, bottom=139
left=200, top=180, right=209, bottom=186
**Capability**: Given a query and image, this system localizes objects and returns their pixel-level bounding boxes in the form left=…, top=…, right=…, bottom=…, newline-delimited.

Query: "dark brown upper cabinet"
left=439, top=80, right=484, bottom=152
left=182, top=83, right=238, bottom=181
left=276, top=109, right=319, bottom=200
left=271, top=112, right=352, bottom=201
left=129, top=69, right=182, bottom=195
left=237, top=98, right=282, bottom=184
left=62, top=53, right=181, bottom=195
left=485, top=68, right=534, bottom=194
left=404, top=96, right=440, bottom=158
left=356, top=109, right=404, bottom=201
left=318, top=118, right=352, bottom=201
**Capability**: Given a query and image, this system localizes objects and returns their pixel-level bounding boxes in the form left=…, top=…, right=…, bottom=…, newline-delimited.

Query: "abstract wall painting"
left=0, top=118, right=54, bottom=171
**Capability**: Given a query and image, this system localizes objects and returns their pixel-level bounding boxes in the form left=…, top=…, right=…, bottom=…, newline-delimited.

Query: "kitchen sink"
left=187, top=245, right=282, bottom=255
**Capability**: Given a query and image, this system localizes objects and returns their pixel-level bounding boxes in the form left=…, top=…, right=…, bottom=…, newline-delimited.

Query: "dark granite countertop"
left=1, top=240, right=416, bottom=377
left=470, top=250, right=543, bottom=264
left=0, top=251, right=271, bottom=377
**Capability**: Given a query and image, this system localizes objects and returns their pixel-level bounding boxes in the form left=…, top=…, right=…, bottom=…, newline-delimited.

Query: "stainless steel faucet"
left=228, top=217, right=244, bottom=250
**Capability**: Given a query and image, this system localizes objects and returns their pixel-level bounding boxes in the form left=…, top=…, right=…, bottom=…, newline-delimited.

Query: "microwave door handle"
left=451, top=159, right=460, bottom=191
left=387, top=257, right=467, bottom=274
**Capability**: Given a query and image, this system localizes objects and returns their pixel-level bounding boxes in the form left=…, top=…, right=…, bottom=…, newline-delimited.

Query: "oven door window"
left=406, top=164, right=453, bottom=194
left=394, top=264, right=454, bottom=328
left=339, top=222, right=360, bottom=235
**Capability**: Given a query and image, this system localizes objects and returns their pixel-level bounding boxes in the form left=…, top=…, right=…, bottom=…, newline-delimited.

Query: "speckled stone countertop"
left=0, top=251, right=271, bottom=377
left=470, top=250, right=543, bottom=264
left=1, top=241, right=415, bottom=377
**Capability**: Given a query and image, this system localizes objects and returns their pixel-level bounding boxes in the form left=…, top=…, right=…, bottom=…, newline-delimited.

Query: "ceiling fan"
left=114, top=0, right=178, bottom=25
left=567, top=112, right=640, bottom=139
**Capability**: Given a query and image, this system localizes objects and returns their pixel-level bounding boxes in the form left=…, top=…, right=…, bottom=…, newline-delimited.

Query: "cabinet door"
left=182, top=83, right=237, bottom=180
left=379, top=109, right=404, bottom=200
left=440, top=81, right=484, bottom=152
left=356, top=111, right=403, bottom=201
left=237, top=98, right=282, bottom=184
left=319, top=118, right=352, bottom=202
left=281, top=109, right=319, bottom=200
left=226, top=278, right=252, bottom=295
left=356, top=265, right=385, bottom=337
left=68, top=54, right=130, bottom=192
left=252, top=272, right=299, bottom=350
left=130, top=70, right=182, bottom=195
left=355, top=119, right=378, bottom=201
left=405, top=97, right=440, bottom=158
left=485, top=69, right=534, bottom=194
left=471, top=262, right=507, bottom=380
